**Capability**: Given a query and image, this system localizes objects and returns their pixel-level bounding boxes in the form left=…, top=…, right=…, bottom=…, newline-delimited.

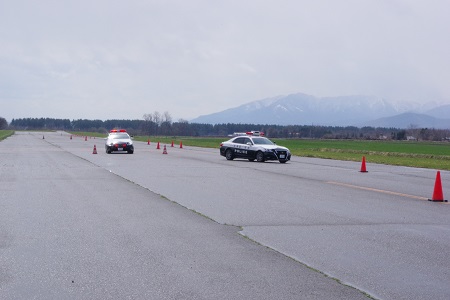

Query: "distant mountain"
left=191, top=92, right=450, bottom=128
left=425, top=104, right=450, bottom=119
left=360, top=112, right=450, bottom=129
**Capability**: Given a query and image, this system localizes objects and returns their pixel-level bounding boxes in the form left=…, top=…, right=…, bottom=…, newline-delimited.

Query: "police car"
left=105, top=129, right=134, bottom=154
left=220, top=133, right=291, bottom=163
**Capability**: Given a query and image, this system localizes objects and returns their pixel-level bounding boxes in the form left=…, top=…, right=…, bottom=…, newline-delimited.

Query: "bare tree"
left=152, top=111, right=161, bottom=126
left=143, top=113, right=153, bottom=122
left=407, top=124, right=419, bottom=140
left=162, top=111, right=172, bottom=124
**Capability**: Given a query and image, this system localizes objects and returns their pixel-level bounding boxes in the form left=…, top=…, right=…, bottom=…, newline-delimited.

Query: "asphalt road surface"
left=1, top=131, right=449, bottom=299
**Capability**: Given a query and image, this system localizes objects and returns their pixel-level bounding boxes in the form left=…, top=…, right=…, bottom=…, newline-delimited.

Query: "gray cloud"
left=1, top=0, right=449, bottom=122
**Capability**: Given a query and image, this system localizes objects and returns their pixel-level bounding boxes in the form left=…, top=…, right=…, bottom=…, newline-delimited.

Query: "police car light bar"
left=232, top=131, right=264, bottom=137
left=245, top=131, right=263, bottom=136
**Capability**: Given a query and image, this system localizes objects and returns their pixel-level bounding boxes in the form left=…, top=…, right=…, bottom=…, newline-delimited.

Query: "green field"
left=0, top=130, right=14, bottom=141
left=281, top=139, right=450, bottom=170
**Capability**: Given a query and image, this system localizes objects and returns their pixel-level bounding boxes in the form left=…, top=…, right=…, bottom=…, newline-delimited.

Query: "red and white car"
left=105, top=129, right=134, bottom=154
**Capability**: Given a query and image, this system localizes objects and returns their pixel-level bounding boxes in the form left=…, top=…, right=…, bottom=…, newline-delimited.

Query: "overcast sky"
left=1, top=0, right=449, bottom=122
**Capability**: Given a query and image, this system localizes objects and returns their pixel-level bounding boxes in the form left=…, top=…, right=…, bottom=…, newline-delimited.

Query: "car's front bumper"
left=264, top=149, right=291, bottom=161
left=106, top=144, right=134, bottom=152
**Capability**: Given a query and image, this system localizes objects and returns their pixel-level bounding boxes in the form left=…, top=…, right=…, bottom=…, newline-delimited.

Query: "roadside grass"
left=275, top=139, right=450, bottom=170
left=0, top=130, right=14, bottom=141
left=134, top=136, right=450, bottom=170
left=277, top=139, right=450, bottom=156
left=298, top=149, right=450, bottom=170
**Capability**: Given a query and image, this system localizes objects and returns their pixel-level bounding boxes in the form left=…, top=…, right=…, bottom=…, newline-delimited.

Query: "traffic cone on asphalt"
left=85, top=136, right=87, bottom=141
left=360, top=156, right=368, bottom=173
left=179, top=141, right=183, bottom=149
left=156, top=142, right=160, bottom=150
left=147, top=139, right=150, bottom=145
left=171, top=140, right=174, bottom=147
left=163, top=145, right=168, bottom=154
left=93, top=145, right=98, bottom=154
left=428, top=171, right=447, bottom=202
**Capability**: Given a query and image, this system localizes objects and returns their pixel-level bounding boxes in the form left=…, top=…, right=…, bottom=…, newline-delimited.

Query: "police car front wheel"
left=256, top=151, right=265, bottom=162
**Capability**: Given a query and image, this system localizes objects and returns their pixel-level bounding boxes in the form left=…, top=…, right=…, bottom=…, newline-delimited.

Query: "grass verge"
left=0, top=130, right=14, bottom=141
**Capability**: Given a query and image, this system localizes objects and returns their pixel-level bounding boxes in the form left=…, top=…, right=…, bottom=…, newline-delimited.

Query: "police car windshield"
left=111, top=133, right=129, bottom=139
left=252, top=137, right=274, bottom=145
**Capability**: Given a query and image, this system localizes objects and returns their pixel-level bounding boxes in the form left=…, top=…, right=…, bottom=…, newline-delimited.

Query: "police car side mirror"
left=246, top=142, right=252, bottom=145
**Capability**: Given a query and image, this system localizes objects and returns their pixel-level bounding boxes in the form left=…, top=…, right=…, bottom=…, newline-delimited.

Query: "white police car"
left=220, top=134, right=291, bottom=163
left=105, top=129, right=134, bottom=154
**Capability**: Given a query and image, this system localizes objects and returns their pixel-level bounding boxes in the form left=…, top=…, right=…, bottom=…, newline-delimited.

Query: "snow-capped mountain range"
left=191, top=93, right=450, bottom=129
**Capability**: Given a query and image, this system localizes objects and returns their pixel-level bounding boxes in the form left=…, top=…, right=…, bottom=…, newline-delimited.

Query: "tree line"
left=5, top=115, right=450, bottom=141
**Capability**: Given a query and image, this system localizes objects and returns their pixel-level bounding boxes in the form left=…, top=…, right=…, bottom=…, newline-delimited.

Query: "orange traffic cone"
left=93, top=145, right=98, bottom=154
left=360, top=156, right=368, bottom=173
left=179, top=141, right=183, bottom=149
left=147, top=139, right=150, bottom=145
left=156, top=142, right=160, bottom=150
left=171, top=140, right=174, bottom=147
left=428, top=171, right=447, bottom=202
left=163, top=145, right=168, bottom=154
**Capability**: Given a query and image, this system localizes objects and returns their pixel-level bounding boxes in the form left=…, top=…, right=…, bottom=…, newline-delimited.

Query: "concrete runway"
left=1, top=131, right=449, bottom=299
